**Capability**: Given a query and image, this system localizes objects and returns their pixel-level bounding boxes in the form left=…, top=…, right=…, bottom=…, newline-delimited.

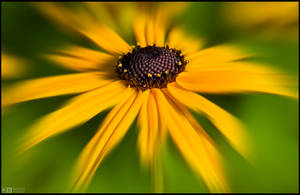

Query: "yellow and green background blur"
left=1, top=2, right=299, bottom=193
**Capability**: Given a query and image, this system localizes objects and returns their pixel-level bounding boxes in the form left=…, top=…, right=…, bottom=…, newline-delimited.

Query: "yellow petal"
left=18, top=81, right=130, bottom=153
left=79, top=22, right=132, bottom=56
left=167, top=27, right=204, bottom=56
left=113, top=3, right=136, bottom=39
left=159, top=2, right=189, bottom=17
left=134, top=3, right=188, bottom=47
left=84, top=2, right=136, bottom=38
left=134, top=6, right=156, bottom=47
left=155, top=2, right=189, bottom=47
left=133, top=11, right=147, bottom=47
left=71, top=89, right=143, bottom=192
left=2, top=72, right=112, bottom=107
left=83, top=2, right=118, bottom=32
left=158, top=89, right=229, bottom=192
left=46, top=44, right=116, bottom=72
left=34, top=2, right=131, bottom=55
left=186, top=45, right=251, bottom=71
left=152, top=88, right=167, bottom=143
left=146, top=16, right=155, bottom=46
left=177, top=64, right=298, bottom=98
left=137, top=90, right=160, bottom=165
left=1, top=53, right=26, bottom=79
left=163, top=89, right=216, bottom=145
left=167, top=83, right=251, bottom=158
left=153, top=7, right=166, bottom=47
left=186, top=61, right=278, bottom=72
left=224, top=2, right=298, bottom=38
left=32, top=2, right=81, bottom=33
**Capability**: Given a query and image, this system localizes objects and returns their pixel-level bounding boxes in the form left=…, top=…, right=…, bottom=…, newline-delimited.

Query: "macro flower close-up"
left=1, top=2, right=299, bottom=193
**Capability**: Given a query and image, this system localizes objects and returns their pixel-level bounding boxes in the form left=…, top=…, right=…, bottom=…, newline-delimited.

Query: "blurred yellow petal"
left=225, top=2, right=298, bottom=28
left=186, top=45, right=251, bottom=71
left=159, top=2, right=189, bottom=18
left=2, top=72, right=112, bottom=107
left=137, top=90, right=160, bottom=165
left=34, top=2, right=131, bottom=55
left=84, top=2, right=136, bottom=38
left=18, top=81, right=130, bottom=153
left=168, top=83, right=251, bottom=158
left=163, top=89, right=215, bottom=144
left=71, top=90, right=143, bottom=192
left=134, top=2, right=188, bottom=47
left=32, top=2, right=83, bottom=34
left=152, top=88, right=167, bottom=143
left=153, top=7, right=166, bottom=47
left=156, top=2, right=189, bottom=47
left=186, top=61, right=277, bottom=72
left=109, top=3, right=136, bottom=39
left=146, top=15, right=155, bottom=46
left=177, top=64, right=298, bottom=98
left=79, top=22, right=132, bottom=55
left=83, top=2, right=118, bottom=32
left=46, top=45, right=115, bottom=72
left=54, top=44, right=115, bottom=63
left=1, top=53, right=26, bottom=79
left=167, top=27, right=204, bottom=56
left=133, top=6, right=155, bottom=47
left=163, top=88, right=228, bottom=190
left=133, top=11, right=147, bottom=47
left=224, top=2, right=299, bottom=39
left=158, top=89, right=229, bottom=192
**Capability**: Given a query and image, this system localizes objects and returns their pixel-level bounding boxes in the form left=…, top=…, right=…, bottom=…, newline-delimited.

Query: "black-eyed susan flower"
left=223, top=2, right=299, bottom=39
left=2, top=2, right=298, bottom=193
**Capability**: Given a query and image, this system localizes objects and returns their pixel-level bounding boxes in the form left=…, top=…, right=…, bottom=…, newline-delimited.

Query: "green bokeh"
left=1, top=2, right=299, bottom=193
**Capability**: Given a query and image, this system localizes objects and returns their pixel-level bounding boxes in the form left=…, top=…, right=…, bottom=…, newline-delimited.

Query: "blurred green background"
left=1, top=2, right=299, bottom=193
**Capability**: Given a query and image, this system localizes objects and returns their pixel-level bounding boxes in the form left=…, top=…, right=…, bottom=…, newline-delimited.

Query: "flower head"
left=2, top=2, right=298, bottom=193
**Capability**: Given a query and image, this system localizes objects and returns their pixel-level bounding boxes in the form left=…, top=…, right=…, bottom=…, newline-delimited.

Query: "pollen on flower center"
left=116, top=45, right=187, bottom=90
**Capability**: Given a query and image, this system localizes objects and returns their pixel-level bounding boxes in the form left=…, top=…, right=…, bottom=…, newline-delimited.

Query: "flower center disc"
left=116, top=45, right=187, bottom=90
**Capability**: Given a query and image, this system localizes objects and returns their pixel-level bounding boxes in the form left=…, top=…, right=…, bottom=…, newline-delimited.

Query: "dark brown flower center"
left=116, top=45, right=187, bottom=90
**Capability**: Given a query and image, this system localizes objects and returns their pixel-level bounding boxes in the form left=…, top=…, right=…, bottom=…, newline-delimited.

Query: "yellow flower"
left=2, top=2, right=298, bottom=193
left=223, top=2, right=299, bottom=38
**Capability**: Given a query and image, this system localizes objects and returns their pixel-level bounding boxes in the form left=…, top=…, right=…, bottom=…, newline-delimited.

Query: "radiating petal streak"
left=163, top=89, right=228, bottom=182
left=34, top=2, right=132, bottom=56
left=146, top=14, right=155, bottom=46
left=83, top=2, right=118, bottom=32
left=2, top=72, right=112, bottom=107
left=152, top=89, right=167, bottom=144
left=162, top=89, right=216, bottom=147
left=72, top=89, right=143, bottom=192
left=46, top=45, right=116, bottom=71
left=157, top=89, right=229, bottom=192
left=153, top=7, right=166, bottom=47
left=186, top=61, right=279, bottom=72
left=167, top=83, right=251, bottom=158
left=137, top=90, right=159, bottom=165
left=133, top=11, right=147, bottom=47
left=46, top=54, right=114, bottom=72
left=32, top=2, right=82, bottom=34
left=78, top=22, right=132, bottom=56
left=186, top=45, right=251, bottom=64
left=177, top=69, right=298, bottom=98
left=167, top=27, right=203, bottom=57
left=18, top=81, right=130, bottom=154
